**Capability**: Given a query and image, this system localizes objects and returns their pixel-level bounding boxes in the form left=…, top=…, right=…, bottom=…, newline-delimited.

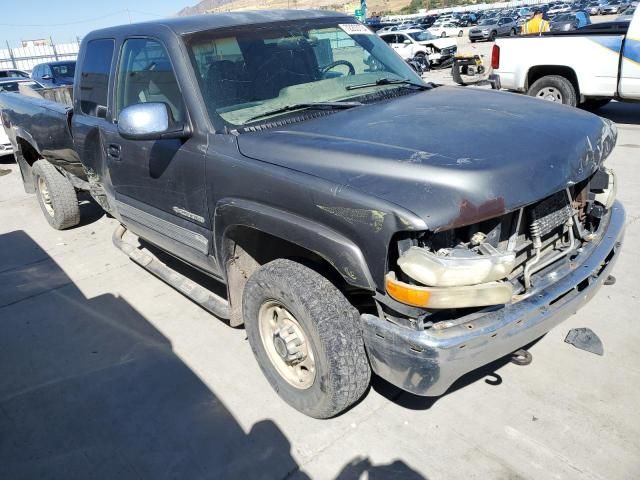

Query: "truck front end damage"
left=362, top=166, right=624, bottom=396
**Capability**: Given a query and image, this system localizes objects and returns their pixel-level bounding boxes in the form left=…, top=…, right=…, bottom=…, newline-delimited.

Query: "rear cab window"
left=78, top=39, right=114, bottom=117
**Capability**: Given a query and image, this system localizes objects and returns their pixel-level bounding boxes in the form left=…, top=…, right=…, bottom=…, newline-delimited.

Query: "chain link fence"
left=0, top=39, right=80, bottom=72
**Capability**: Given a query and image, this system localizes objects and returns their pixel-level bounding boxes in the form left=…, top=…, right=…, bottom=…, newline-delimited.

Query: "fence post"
left=6, top=41, right=17, bottom=69
left=50, top=37, right=59, bottom=61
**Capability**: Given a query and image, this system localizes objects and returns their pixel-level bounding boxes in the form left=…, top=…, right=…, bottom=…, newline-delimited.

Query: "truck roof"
left=85, top=9, right=349, bottom=38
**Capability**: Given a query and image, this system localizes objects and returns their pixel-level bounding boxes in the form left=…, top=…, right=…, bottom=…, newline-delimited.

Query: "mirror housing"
left=117, top=103, right=190, bottom=141
left=403, top=39, right=411, bottom=44
left=41, top=74, right=52, bottom=80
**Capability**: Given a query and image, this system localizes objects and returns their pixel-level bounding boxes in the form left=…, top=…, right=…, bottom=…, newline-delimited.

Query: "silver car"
left=469, top=17, right=518, bottom=42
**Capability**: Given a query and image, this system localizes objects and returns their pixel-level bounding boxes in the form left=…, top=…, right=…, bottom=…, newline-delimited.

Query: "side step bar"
left=112, top=224, right=230, bottom=320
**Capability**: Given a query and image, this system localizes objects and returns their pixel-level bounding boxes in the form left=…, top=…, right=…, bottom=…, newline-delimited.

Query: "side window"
left=43, top=65, right=52, bottom=77
left=116, top=38, right=185, bottom=122
left=78, top=39, right=114, bottom=117
left=381, top=35, right=394, bottom=44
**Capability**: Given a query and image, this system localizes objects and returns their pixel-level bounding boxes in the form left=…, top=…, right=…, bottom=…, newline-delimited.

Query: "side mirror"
left=41, top=74, right=52, bottom=80
left=117, top=103, right=190, bottom=141
left=403, top=39, right=411, bottom=44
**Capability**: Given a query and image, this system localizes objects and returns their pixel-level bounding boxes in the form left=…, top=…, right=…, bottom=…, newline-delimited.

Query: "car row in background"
left=368, top=0, right=637, bottom=35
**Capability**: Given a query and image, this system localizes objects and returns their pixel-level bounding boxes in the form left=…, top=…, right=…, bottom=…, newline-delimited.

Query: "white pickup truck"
left=493, top=10, right=639, bottom=109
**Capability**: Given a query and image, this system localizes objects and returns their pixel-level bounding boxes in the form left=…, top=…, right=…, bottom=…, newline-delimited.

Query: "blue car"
left=30, top=61, right=76, bottom=87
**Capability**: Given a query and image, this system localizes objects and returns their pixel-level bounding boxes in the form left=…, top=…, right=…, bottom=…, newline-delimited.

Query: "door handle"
left=107, top=144, right=121, bottom=160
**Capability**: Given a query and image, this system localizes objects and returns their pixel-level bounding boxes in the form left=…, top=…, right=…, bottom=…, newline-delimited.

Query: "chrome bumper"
left=361, top=201, right=625, bottom=396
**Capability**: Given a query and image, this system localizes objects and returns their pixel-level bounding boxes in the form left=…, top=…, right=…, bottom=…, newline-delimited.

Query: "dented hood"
left=237, top=87, right=616, bottom=231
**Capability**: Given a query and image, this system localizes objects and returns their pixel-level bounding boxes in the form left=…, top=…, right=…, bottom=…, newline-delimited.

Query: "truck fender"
left=12, top=128, right=42, bottom=194
left=214, top=198, right=375, bottom=291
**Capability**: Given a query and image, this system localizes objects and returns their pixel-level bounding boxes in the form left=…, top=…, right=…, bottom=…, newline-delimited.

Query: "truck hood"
left=237, top=87, right=616, bottom=231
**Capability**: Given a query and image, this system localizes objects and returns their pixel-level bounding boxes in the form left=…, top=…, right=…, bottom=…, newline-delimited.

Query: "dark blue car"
left=30, top=60, right=76, bottom=87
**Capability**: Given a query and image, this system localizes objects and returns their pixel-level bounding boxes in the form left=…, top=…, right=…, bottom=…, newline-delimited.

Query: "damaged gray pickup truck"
left=0, top=10, right=625, bottom=418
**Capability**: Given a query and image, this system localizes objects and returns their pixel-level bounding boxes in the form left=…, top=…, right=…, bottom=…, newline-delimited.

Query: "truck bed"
left=0, top=91, right=84, bottom=179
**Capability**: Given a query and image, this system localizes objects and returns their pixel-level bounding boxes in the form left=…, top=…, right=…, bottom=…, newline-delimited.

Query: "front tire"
left=243, top=259, right=371, bottom=419
left=33, top=160, right=80, bottom=230
left=527, top=75, right=577, bottom=107
left=489, top=30, right=497, bottom=41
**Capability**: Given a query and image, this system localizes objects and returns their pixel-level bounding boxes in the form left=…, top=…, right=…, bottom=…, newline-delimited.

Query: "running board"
left=112, top=224, right=230, bottom=320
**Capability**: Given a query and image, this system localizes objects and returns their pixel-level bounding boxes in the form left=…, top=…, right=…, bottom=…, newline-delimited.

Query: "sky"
left=0, top=0, right=192, bottom=44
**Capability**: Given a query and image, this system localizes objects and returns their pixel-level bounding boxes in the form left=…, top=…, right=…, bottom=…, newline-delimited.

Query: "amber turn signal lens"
left=386, top=274, right=431, bottom=307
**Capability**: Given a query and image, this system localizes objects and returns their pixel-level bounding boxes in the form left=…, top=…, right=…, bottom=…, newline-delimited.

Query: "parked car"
left=428, top=22, right=466, bottom=37
left=550, top=11, right=592, bottom=30
left=0, top=69, right=30, bottom=79
left=469, top=17, right=518, bottom=42
left=379, top=30, right=457, bottom=65
left=495, top=9, right=639, bottom=108
left=587, top=1, right=604, bottom=14
left=601, top=0, right=624, bottom=13
left=618, top=5, right=636, bottom=19
left=0, top=10, right=625, bottom=419
left=547, top=3, right=573, bottom=16
left=30, top=61, right=76, bottom=87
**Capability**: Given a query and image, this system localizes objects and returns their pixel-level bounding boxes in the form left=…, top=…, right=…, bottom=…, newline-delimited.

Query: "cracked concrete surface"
left=1, top=102, right=639, bottom=479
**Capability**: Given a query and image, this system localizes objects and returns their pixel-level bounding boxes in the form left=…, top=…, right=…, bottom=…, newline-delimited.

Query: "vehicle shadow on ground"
left=76, top=192, right=106, bottom=227
left=597, top=101, right=640, bottom=126
left=0, top=230, right=425, bottom=480
left=371, top=340, right=541, bottom=412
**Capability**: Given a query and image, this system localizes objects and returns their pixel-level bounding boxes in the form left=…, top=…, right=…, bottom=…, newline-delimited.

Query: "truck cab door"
left=102, top=37, right=215, bottom=272
left=619, top=12, right=640, bottom=99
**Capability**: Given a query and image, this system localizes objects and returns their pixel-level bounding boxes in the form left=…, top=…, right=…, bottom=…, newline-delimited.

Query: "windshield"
left=478, top=19, right=496, bottom=25
left=185, top=19, right=423, bottom=127
left=0, top=80, right=41, bottom=92
left=51, top=63, right=75, bottom=78
left=553, top=13, right=575, bottom=21
left=408, top=31, right=437, bottom=41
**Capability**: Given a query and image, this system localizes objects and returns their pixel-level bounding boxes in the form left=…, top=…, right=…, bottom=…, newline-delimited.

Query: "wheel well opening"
left=16, top=138, right=41, bottom=166
left=223, top=226, right=369, bottom=326
left=527, top=65, right=580, bottom=96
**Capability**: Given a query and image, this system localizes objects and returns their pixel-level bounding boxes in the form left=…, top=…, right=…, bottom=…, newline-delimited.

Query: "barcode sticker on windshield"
left=339, top=24, right=373, bottom=35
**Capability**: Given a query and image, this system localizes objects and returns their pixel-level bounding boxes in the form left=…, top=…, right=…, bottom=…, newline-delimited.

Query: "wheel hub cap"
left=537, top=87, right=563, bottom=103
left=258, top=301, right=316, bottom=389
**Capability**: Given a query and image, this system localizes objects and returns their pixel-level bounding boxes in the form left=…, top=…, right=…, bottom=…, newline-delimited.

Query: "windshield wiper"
left=245, top=101, right=362, bottom=123
left=345, top=77, right=429, bottom=91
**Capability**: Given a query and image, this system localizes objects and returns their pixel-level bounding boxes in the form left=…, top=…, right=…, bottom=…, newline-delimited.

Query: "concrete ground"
left=1, top=77, right=640, bottom=480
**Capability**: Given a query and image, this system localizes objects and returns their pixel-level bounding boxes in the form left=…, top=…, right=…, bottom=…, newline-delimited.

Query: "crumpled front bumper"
left=361, top=201, right=625, bottom=397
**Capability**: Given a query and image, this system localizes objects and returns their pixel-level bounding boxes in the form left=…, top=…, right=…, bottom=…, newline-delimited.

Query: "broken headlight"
left=397, top=243, right=516, bottom=287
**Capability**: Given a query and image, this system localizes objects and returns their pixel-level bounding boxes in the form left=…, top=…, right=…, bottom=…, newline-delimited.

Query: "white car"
left=378, top=29, right=457, bottom=64
left=428, top=22, right=466, bottom=37
left=548, top=4, right=573, bottom=16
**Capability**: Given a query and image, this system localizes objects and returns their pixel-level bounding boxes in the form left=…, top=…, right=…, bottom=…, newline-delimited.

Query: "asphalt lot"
left=1, top=46, right=640, bottom=480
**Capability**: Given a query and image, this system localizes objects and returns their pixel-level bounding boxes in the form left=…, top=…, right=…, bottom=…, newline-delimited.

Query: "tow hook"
left=510, top=349, right=533, bottom=366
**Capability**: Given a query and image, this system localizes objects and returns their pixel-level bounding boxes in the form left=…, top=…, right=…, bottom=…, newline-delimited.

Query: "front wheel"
left=527, top=75, right=577, bottom=107
left=489, top=31, right=497, bottom=41
left=33, top=160, right=80, bottom=230
left=510, top=28, right=516, bottom=36
left=458, top=30, right=463, bottom=37
left=243, top=259, right=371, bottom=419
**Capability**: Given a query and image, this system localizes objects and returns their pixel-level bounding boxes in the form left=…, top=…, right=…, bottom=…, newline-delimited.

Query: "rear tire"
left=243, top=259, right=371, bottom=419
left=580, top=98, right=611, bottom=111
left=527, top=75, right=578, bottom=107
left=33, top=160, right=80, bottom=230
